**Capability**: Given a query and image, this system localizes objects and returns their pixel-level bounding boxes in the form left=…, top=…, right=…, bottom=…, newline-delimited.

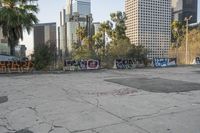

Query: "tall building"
left=58, top=0, right=92, bottom=59
left=72, top=0, right=91, bottom=17
left=0, top=4, right=8, bottom=44
left=66, top=0, right=72, bottom=15
left=172, top=0, right=198, bottom=24
left=33, top=23, right=57, bottom=52
left=0, top=43, right=9, bottom=55
left=0, top=28, right=7, bottom=44
left=92, top=22, right=101, bottom=35
left=125, top=0, right=171, bottom=58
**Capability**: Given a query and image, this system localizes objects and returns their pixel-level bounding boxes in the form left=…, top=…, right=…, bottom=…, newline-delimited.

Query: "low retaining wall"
left=192, top=57, right=200, bottom=64
left=153, top=58, right=177, bottom=68
left=113, top=59, right=145, bottom=69
left=0, top=61, right=34, bottom=73
left=64, top=59, right=100, bottom=71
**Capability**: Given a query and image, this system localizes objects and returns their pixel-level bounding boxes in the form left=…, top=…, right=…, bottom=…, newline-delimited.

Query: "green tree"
left=110, top=11, right=127, bottom=41
left=0, top=0, right=39, bottom=55
left=76, top=26, right=87, bottom=46
left=109, top=38, right=130, bottom=59
left=98, top=21, right=113, bottom=43
left=171, top=21, right=185, bottom=47
left=72, top=26, right=96, bottom=60
left=127, top=45, right=148, bottom=62
left=92, top=32, right=104, bottom=57
left=71, top=43, right=97, bottom=60
left=34, top=44, right=55, bottom=70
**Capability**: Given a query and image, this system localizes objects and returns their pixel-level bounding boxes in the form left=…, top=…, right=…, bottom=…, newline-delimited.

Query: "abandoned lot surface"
left=1, top=66, right=200, bottom=133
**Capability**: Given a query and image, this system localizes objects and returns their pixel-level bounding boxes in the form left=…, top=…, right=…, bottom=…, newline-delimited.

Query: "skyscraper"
left=0, top=3, right=7, bottom=44
left=125, top=0, right=171, bottom=58
left=58, top=0, right=92, bottom=59
left=66, top=0, right=72, bottom=15
left=33, top=23, right=57, bottom=52
left=72, top=0, right=91, bottom=17
left=172, top=0, right=198, bottom=24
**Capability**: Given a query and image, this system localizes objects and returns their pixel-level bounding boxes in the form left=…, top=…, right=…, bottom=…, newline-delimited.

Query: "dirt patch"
left=15, top=129, right=33, bottom=133
left=86, top=88, right=137, bottom=96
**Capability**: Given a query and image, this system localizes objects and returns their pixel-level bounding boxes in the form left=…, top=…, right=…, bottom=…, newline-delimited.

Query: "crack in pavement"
left=128, top=106, right=179, bottom=120
left=70, top=122, right=123, bottom=133
left=62, top=88, right=151, bottom=133
left=27, top=107, right=71, bottom=133
left=130, top=107, right=200, bottom=121
left=0, top=116, right=16, bottom=132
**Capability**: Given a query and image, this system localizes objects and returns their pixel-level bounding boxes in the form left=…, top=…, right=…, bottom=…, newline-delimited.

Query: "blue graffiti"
left=196, top=57, right=200, bottom=64
left=153, top=58, right=177, bottom=68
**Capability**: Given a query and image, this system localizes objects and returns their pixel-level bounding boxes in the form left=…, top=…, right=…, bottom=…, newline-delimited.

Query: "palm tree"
left=76, top=26, right=87, bottom=46
left=110, top=11, right=127, bottom=40
left=171, top=21, right=185, bottom=46
left=0, top=0, right=39, bottom=56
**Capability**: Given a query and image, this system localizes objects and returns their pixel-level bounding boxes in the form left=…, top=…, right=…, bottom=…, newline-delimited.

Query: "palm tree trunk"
left=8, top=38, right=17, bottom=56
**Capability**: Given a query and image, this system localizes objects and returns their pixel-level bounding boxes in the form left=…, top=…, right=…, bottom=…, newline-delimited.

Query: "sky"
left=21, top=0, right=200, bottom=55
left=21, top=0, right=125, bottom=55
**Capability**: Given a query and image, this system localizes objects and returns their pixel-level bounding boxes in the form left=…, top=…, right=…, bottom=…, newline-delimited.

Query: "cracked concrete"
left=1, top=66, right=200, bottom=133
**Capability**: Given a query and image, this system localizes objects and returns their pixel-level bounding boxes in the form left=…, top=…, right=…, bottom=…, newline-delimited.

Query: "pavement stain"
left=15, top=129, right=33, bottom=133
left=85, top=88, right=138, bottom=96
left=0, top=96, right=8, bottom=104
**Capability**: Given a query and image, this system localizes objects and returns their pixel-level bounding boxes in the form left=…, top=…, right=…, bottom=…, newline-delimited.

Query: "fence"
left=0, top=61, right=34, bottom=73
left=64, top=59, right=100, bottom=71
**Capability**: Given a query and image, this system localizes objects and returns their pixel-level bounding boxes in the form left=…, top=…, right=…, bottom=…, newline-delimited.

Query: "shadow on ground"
left=105, top=78, right=200, bottom=93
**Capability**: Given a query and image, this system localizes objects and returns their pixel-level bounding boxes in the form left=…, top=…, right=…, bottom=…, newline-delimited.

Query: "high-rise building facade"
left=0, top=3, right=8, bottom=44
left=58, top=0, right=92, bottom=59
left=0, top=28, right=7, bottom=44
left=72, top=0, right=91, bottom=17
left=125, top=0, right=171, bottom=58
left=33, top=23, right=57, bottom=52
left=172, top=0, right=198, bottom=24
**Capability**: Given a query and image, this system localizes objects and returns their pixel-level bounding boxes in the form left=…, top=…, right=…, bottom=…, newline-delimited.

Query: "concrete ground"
left=0, top=66, right=200, bottom=133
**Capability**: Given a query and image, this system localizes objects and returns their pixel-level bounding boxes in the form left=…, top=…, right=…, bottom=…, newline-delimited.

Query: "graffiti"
left=153, top=58, right=177, bottom=68
left=87, top=60, right=100, bottom=70
left=64, top=59, right=100, bottom=71
left=196, top=57, right=200, bottom=64
left=113, top=59, right=147, bottom=69
left=114, top=59, right=137, bottom=69
left=0, top=61, right=34, bottom=73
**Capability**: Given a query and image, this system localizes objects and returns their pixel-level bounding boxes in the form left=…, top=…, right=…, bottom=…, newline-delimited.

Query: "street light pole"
left=184, top=16, right=192, bottom=64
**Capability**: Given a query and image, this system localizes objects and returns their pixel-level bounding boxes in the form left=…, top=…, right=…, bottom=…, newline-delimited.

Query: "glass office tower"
left=172, top=0, right=198, bottom=24
left=72, top=0, right=91, bottom=17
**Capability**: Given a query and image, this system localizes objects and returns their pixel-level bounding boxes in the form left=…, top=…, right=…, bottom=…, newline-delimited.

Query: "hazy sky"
left=37, top=0, right=125, bottom=23
left=22, top=0, right=125, bottom=54
left=22, top=0, right=199, bottom=55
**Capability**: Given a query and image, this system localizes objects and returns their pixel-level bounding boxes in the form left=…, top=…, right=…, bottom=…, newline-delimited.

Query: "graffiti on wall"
left=114, top=59, right=137, bottom=69
left=153, top=58, right=177, bottom=68
left=196, top=57, right=200, bottom=64
left=0, top=61, right=34, bottom=73
left=64, top=59, right=100, bottom=71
